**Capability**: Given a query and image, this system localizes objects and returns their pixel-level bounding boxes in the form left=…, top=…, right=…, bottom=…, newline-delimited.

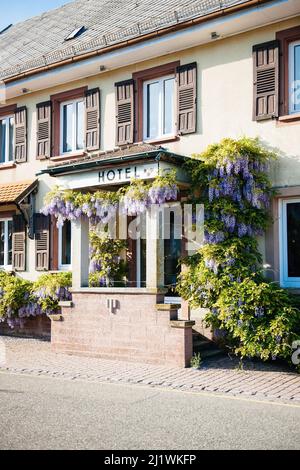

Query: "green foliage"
left=178, top=137, right=300, bottom=364
left=33, top=272, right=72, bottom=312
left=190, top=353, right=202, bottom=369
left=118, top=169, right=178, bottom=197
left=89, top=231, right=127, bottom=287
left=188, top=136, right=275, bottom=189
left=0, top=271, right=32, bottom=320
left=44, top=185, right=119, bottom=208
left=206, top=279, right=299, bottom=361
left=150, top=168, right=178, bottom=189
left=0, top=271, right=72, bottom=328
left=118, top=178, right=148, bottom=200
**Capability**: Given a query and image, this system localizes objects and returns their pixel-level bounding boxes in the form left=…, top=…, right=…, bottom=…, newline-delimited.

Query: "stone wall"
left=0, top=315, right=51, bottom=340
left=51, top=289, right=194, bottom=367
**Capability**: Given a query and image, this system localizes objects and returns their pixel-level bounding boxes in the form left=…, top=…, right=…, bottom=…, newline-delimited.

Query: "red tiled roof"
left=48, top=143, right=163, bottom=169
left=0, top=180, right=37, bottom=204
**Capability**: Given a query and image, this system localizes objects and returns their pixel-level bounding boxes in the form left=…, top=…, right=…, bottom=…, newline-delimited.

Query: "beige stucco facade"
left=1, top=15, right=300, bottom=281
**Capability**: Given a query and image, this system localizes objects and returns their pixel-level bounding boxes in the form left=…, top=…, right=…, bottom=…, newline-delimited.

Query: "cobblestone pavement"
left=1, top=336, right=300, bottom=403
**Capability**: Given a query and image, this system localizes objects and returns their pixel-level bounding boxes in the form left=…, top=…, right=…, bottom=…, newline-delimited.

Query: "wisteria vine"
left=89, top=231, right=127, bottom=287
left=178, top=137, right=300, bottom=363
left=204, top=149, right=272, bottom=248
left=0, top=272, right=72, bottom=329
left=41, top=171, right=179, bottom=226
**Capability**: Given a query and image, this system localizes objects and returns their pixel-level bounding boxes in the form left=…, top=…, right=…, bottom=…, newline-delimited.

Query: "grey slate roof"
left=48, top=143, right=165, bottom=168
left=0, top=0, right=255, bottom=80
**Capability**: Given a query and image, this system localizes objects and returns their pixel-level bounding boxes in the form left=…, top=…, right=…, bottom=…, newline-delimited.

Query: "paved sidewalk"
left=1, top=336, right=300, bottom=403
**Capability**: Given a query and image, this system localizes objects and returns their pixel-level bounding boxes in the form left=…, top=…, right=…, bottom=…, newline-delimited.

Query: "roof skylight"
left=65, top=26, right=86, bottom=41
left=0, top=24, right=12, bottom=35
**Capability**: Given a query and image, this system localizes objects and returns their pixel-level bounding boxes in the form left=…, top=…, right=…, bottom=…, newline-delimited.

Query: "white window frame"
left=58, top=223, right=72, bottom=271
left=136, top=236, right=143, bottom=288
left=288, top=40, right=300, bottom=115
left=279, top=198, right=300, bottom=287
left=143, top=74, right=176, bottom=141
left=0, top=218, right=12, bottom=269
left=0, top=115, right=14, bottom=164
left=60, top=98, right=84, bottom=155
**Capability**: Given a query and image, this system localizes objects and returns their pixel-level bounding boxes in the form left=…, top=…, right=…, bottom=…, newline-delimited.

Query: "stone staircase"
left=192, top=330, right=224, bottom=359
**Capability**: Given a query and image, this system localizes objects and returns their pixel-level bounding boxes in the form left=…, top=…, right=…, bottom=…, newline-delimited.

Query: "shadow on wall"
left=259, top=139, right=300, bottom=188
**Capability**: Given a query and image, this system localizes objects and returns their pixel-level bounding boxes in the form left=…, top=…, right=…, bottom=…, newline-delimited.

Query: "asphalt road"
left=0, top=371, right=299, bottom=450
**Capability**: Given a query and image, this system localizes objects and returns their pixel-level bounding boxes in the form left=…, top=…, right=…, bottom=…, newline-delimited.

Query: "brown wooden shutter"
left=253, top=40, right=280, bottom=121
left=12, top=214, right=26, bottom=272
left=85, top=88, right=100, bottom=151
left=50, top=216, right=59, bottom=271
left=176, top=63, right=197, bottom=135
left=14, top=106, right=27, bottom=162
left=36, top=101, right=52, bottom=159
left=115, top=80, right=134, bottom=146
left=34, top=214, right=50, bottom=271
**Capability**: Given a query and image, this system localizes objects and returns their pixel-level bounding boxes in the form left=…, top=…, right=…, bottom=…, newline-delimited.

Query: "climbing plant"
left=41, top=171, right=178, bottom=288
left=0, top=271, right=72, bottom=329
left=89, top=231, right=127, bottom=287
left=41, top=171, right=178, bottom=226
left=178, top=137, right=300, bottom=363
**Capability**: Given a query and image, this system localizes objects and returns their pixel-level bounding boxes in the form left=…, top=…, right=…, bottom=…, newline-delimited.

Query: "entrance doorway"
left=136, top=237, right=146, bottom=288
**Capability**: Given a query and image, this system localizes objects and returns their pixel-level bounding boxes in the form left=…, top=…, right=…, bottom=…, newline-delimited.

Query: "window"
left=289, top=40, right=300, bottom=114
left=280, top=199, right=300, bottom=287
left=65, top=26, right=86, bottom=41
left=0, top=116, right=14, bottom=164
left=60, top=99, right=84, bottom=154
left=0, top=219, right=12, bottom=268
left=143, top=75, right=175, bottom=140
left=276, top=26, right=300, bottom=118
left=59, top=221, right=72, bottom=270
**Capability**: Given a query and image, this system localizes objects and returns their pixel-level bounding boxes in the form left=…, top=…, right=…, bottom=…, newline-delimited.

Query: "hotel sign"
left=58, top=161, right=189, bottom=190
left=98, top=162, right=159, bottom=186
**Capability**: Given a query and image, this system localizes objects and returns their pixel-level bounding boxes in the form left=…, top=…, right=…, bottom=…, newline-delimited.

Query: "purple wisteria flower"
left=122, top=194, right=149, bottom=216
left=225, top=257, right=236, bottom=266
left=208, top=186, right=215, bottom=202
left=214, top=329, right=226, bottom=339
left=226, top=161, right=234, bottom=176
left=254, top=306, right=265, bottom=318
left=204, top=230, right=225, bottom=245
left=89, top=259, right=102, bottom=274
left=275, top=335, right=282, bottom=344
left=221, top=214, right=236, bottom=233
left=205, top=258, right=219, bottom=274
left=148, top=184, right=178, bottom=204
left=237, top=223, right=248, bottom=238
left=218, top=166, right=225, bottom=177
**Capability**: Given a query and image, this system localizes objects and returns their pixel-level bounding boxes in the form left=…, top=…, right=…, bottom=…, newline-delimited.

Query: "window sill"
left=278, top=113, right=300, bottom=123
left=282, top=287, right=300, bottom=293
left=144, top=135, right=179, bottom=145
left=49, top=269, right=72, bottom=274
left=59, top=266, right=72, bottom=272
left=51, top=152, right=87, bottom=162
left=0, top=162, right=16, bottom=170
